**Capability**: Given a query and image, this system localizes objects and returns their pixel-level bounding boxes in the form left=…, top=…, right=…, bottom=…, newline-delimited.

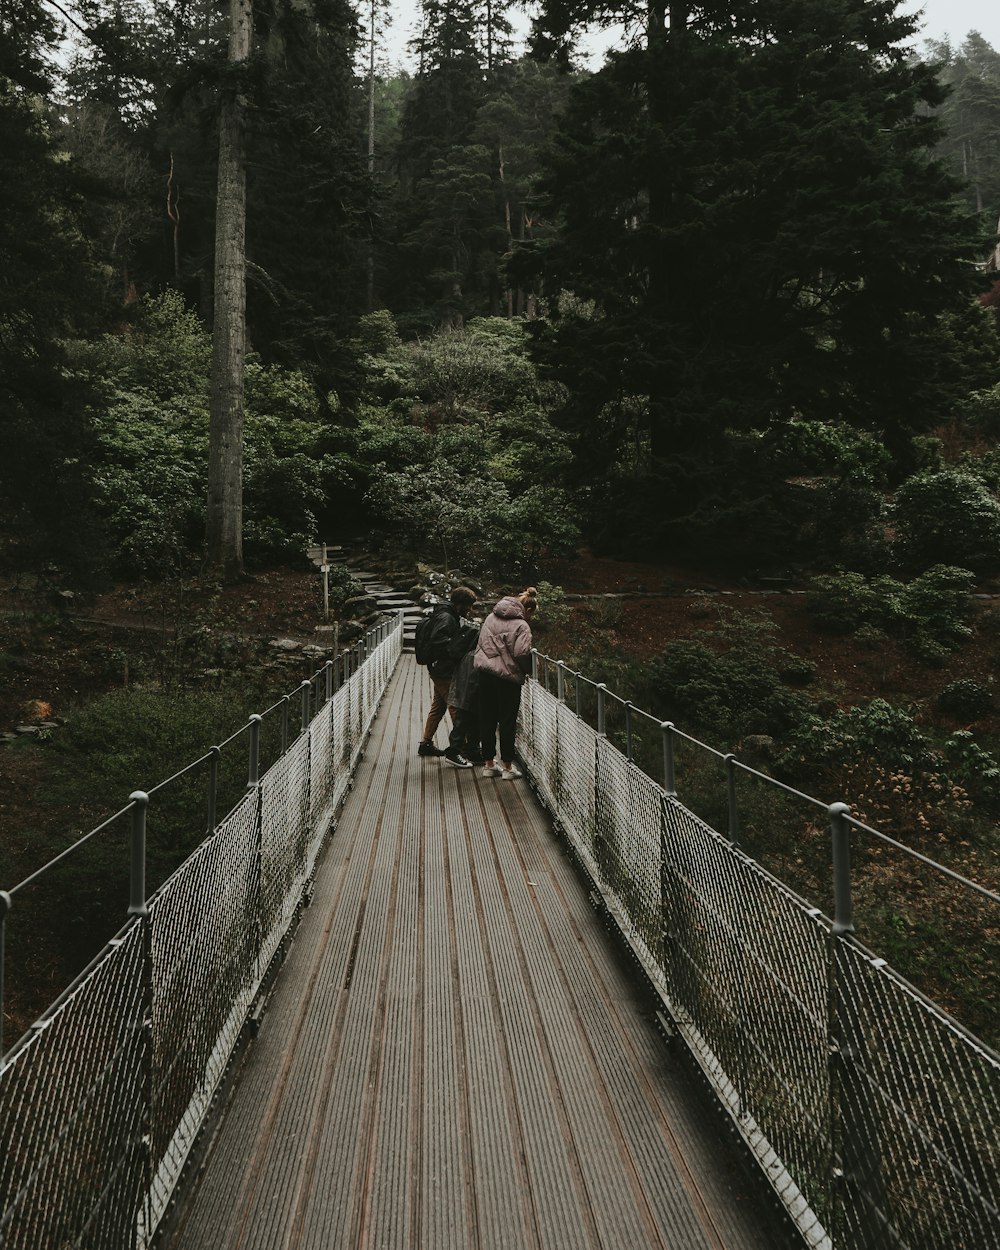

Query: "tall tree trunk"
left=206, top=0, right=252, bottom=580
left=647, top=0, right=678, bottom=459
left=366, top=0, right=376, bottom=311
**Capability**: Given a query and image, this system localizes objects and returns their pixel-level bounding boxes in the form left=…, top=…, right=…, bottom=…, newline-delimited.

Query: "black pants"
left=478, top=672, right=523, bottom=764
left=449, top=704, right=484, bottom=756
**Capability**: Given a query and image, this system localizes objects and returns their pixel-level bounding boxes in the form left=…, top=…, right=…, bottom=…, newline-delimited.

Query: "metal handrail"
left=532, top=646, right=999, bottom=901
left=0, top=613, right=399, bottom=1058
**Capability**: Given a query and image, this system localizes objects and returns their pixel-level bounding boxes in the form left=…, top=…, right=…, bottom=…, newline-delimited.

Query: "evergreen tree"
left=925, top=34, right=1000, bottom=247
left=533, top=0, right=999, bottom=560
left=0, top=6, right=108, bottom=578
left=247, top=0, right=371, bottom=390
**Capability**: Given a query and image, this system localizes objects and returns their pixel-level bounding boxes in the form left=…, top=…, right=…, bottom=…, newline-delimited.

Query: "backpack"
left=414, top=612, right=436, bottom=665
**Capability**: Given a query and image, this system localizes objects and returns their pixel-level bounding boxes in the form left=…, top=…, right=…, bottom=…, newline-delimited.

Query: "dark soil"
left=3, top=549, right=999, bottom=766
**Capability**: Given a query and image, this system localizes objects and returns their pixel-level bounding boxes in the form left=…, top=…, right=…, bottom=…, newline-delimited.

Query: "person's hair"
left=450, top=585, right=477, bottom=610
left=519, top=586, right=538, bottom=616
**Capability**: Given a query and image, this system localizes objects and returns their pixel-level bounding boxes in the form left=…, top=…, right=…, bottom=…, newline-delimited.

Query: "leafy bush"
left=953, top=383, right=1000, bottom=439
left=895, top=565, right=976, bottom=663
left=807, top=571, right=900, bottom=634
left=943, top=732, right=1000, bottom=813
left=807, top=565, right=975, bottom=663
left=530, top=581, right=572, bottom=633
left=889, top=469, right=1000, bottom=573
left=647, top=609, right=813, bottom=742
left=934, top=680, right=994, bottom=721
left=780, top=698, right=937, bottom=779
left=74, top=294, right=336, bottom=574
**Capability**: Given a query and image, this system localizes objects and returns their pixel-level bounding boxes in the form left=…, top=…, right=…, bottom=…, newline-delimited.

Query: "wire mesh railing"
left=521, top=652, right=1000, bottom=1250
left=0, top=612, right=403, bottom=1250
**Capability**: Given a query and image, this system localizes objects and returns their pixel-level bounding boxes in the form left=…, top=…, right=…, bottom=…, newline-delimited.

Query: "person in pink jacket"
left=473, top=588, right=537, bottom=780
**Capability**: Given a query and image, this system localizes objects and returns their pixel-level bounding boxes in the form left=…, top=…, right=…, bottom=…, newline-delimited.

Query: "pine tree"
left=534, top=0, right=999, bottom=557
left=0, top=6, right=108, bottom=578
left=926, top=34, right=1000, bottom=246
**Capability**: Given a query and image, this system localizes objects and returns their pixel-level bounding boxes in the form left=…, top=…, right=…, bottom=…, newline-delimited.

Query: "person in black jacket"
left=446, top=618, right=484, bottom=763
left=418, top=585, right=477, bottom=763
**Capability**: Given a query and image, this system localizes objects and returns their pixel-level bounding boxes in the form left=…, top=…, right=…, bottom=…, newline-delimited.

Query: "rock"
left=339, top=620, right=364, bottom=642
left=15, top=724, right=41, bottom=736
left=342, top=594, right=377, bottom=616
left=269, top=638, right=301, bottom=652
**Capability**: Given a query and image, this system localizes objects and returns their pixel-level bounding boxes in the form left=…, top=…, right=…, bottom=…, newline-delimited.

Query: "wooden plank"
left=164, top=658, right=789, bottom=1250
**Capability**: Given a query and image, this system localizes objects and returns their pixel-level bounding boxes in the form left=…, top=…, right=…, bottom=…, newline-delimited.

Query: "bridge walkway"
left=162, top=656, right=786, bottom=1250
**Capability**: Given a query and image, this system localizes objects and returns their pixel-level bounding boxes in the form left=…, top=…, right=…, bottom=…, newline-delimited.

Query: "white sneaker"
left=500, top=765, right=523, bottom=780
left=482, top=764, right=502, bottom=778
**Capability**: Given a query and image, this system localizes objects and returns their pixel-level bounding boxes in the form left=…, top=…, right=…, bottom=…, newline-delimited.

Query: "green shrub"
left=780, top=699, right=937, bottom=780
left=647, top=609, right=813, bottom=742
left=531, top=581, right=572, bottom=632
left=807, top=571, right=901, bottom=634
left=895, top=565, right=976, bottom=663
left=889, top=469, right=1000, bottom=573
left=935, top=679, right=994, bottom=721
left=807, top=565, right=974, bottom=663
left=943, top=731, right=1000, bottom=813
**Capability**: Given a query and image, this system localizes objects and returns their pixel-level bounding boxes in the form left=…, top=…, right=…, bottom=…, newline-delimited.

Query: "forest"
left=2, top=0, right=1000, bottom=1043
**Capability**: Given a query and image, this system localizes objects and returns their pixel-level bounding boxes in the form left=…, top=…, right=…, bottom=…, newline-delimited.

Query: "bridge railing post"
left=827, top=801, right=889, bottom=1246
left=207, top=745, right=221, bottom=835
left=596, top=683, right=607, bottom=737
left=830, top=802, right=854, bottom=939
left=0, top=889, right=10, bottom=1060
left=280, top=695, right=290, bottom=755
left=128, top=792, right=149, bottom=919
left=724, top=754, right=740, bottom=846
left=300, top=680, right=311, bottom=732
left=247, top=714, right=262, bottom=790
left=660, top=722, right=676, bottom=796
left=556, top=660, right=565, bottom=703
left=624, top=702, right=634, bottom=762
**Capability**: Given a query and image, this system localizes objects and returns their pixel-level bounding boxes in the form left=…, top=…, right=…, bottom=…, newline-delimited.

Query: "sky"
left=382, top=0, right=1000, bottom=70
left=903, top=0, right=1000, bottom=50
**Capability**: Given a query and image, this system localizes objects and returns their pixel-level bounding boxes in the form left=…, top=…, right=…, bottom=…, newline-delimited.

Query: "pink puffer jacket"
left=473, top=597, right=533, bottom=684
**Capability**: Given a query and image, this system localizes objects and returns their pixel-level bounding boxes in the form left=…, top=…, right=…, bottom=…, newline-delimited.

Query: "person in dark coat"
left=446, top=620, right=485, bottom=764
left=417, top=585, right=477, bottom=762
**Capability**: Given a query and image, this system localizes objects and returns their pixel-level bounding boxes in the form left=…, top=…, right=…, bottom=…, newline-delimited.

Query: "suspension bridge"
left=1, top=612, right=998, bottom=1249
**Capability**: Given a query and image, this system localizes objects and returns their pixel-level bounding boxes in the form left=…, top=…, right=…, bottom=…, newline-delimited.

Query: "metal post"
left=829, top=802, right=854, bottom=937
left=325, top=660, right=334, bottom=703
left=597, top=683, right=607, bottom=736
left=557, top=660, right=566, bottom=703
left=128, top=792, right=149, bottom=918
left=531, top=649, right=539, bottom=682
left=300, top=680, right=311, bottom=731
left=281, top=695, right=290, bottom=753
left=661, top=722, right=676, bottom=796
left=724, top=754, right=740, bottom=845
left=575, top=672, right=581, bottom=717
left=343, top=648, right=351, bottom=684
left=827, top=801, right=887, bottom=1243
left=625, top=701, right=634, bottom=762
left=207, top=745, right=221, bottom=834
left=0, top=890, right=10, bottom=1060
left=247, top=714, right=262, bottom=789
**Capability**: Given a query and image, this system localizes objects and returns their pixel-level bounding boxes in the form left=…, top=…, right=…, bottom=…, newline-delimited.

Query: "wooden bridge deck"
left=163, top=657, right=787, bottom=1250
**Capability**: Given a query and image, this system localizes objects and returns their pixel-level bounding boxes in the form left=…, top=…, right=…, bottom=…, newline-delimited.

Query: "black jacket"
left=425, top=604, right=464, bottom=679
